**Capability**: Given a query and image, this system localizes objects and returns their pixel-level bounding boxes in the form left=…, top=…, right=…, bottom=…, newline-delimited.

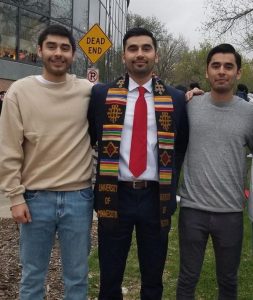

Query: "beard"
left=210, top=78, right=236, bottom=94
left=45, top=64, right=69, bottom=76
left=42, top=57, right=72, bottom=77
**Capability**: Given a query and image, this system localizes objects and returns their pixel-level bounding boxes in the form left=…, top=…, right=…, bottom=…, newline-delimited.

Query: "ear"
left=37, top=45, right=42, bottom=58
left=155, top=52, right=158, bottom=64
left=72, top=51, right=76, bottom=61
left=122, top=51, right=125, bottom=64
left=236, top=68, right=242, bottom=80
left=205, top=69, right=208, bottom=79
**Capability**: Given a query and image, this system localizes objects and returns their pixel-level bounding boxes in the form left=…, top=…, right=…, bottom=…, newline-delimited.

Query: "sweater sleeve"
left=0, top=95, right=26, bottom=207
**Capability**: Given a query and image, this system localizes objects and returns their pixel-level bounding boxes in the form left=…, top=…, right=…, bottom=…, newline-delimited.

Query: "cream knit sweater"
left=0, top=74, right=93, bottom=207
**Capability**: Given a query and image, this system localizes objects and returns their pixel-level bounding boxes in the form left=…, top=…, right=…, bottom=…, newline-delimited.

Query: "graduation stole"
left=96, top=74, right=175, bottom=231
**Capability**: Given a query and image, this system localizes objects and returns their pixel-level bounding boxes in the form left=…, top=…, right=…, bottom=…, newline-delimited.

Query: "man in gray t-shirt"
left=176, top=44, right=253, bottom=300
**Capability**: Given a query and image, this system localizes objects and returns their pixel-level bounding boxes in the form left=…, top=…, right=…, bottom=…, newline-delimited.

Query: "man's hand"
left=185, top=87, right=204, bottom=102
left=11, top=203, right=32, bottom=223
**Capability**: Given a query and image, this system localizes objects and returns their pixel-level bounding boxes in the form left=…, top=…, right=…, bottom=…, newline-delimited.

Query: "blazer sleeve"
left=88, top=83, right=110, bottom=148
left=167, top=86, right=189, bottom=185
left=87, top=85, right=98, bottom=147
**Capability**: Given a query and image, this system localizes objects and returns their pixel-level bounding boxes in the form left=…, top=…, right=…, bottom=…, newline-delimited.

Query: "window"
left=99, top=5, right=107, bottom=31
left=20, top=0, right=50, bottom=15
left=1, top=0, right=18, bottom=5
left=0, top=3, right=17, bottom=60
left=89, top=0, right=99, bottom=27
left=51, top=0, right=72, bottom=26
left=72, top=29, right=87, bottom=77
left=20, top=10, right=48, bottom=63
left=73, top=0, right=88, bottom=31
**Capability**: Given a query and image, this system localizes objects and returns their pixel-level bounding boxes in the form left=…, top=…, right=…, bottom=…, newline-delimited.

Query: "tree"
left=173, top=43, right=212, bottom=91
left=127, top=13, right=167, bottom=42
left=238, top=60, right=253, bottom=92
left=127, top=13, right=188, bottom=83
left=203, top=0, right=253, bottom=50
left=157, top=35, right=188, bottom=84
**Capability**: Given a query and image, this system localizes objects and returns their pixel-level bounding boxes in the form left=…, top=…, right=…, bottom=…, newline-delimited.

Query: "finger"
left=186, top=92, right=193, bottom=102
left=12, top=211, right=30, bottom=224
left=25, top=209, right=32, bottom=223
left=13, top=215, right=27, bottom=224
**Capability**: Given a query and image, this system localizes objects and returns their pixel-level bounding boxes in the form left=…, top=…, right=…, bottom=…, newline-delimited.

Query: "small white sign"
left=87, top=68, right=99, bottom=84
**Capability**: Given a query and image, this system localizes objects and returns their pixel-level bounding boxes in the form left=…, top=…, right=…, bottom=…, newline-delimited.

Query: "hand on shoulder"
left=185, top=88, right=204, bottom=102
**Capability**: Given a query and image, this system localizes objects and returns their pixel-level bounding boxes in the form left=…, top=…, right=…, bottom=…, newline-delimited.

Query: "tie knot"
left=138, top=86, right=146, bottom=96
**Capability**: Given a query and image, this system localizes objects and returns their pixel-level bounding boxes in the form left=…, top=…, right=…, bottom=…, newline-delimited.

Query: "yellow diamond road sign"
left=79, top=24, right=112, bottom=64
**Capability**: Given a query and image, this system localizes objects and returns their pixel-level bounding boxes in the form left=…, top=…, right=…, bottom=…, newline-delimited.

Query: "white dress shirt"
left=118, top=77, right=159, bottom=181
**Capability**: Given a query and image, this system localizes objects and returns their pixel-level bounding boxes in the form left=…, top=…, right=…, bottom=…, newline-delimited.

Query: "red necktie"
left=129, top=86, right=147, bottom=177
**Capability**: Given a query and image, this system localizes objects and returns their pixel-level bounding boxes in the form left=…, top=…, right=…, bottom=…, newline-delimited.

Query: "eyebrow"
left=45, top=41, right=71, bottom=48
left=127, top=43, right=153, bottom=48
left=210, top=61, right=234, bottom=66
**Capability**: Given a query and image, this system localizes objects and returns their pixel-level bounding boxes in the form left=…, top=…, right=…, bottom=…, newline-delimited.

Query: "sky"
left=128, top=0, right=208, bottom=49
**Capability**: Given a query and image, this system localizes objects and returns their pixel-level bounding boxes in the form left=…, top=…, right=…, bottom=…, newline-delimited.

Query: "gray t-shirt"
left=180, top=92, right=253, bottom=212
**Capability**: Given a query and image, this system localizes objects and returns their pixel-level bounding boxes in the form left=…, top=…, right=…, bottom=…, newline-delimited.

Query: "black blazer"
left=88, top=81, right=189, bottom=215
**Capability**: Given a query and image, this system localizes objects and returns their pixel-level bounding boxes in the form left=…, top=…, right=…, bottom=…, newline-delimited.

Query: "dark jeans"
left=176, top=207, right=243, bottom=300
left=98, top=182, right=169, bottom=300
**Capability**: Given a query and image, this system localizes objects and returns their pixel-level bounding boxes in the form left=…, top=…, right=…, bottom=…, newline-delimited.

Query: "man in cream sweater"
left=0, top=25, right=93, bottom=300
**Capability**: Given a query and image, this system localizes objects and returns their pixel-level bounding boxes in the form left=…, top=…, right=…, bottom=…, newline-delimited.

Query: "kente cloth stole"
left=96, top=74, right=175, bottom=231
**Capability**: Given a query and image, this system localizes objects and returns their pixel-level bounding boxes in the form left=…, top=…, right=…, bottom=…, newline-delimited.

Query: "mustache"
left=50, top=58, right=66, bottom=63
left=134, top=60, right=147, bottom=63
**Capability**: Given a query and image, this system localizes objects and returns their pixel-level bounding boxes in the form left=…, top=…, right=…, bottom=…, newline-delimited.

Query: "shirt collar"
left=128, top=77, right=152, bottom=94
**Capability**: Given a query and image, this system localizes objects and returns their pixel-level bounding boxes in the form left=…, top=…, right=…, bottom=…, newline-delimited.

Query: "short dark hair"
left=237, top=83, right=248, bottom=94
left=206, top=43, right=241, bottom=69
left=38, top=24, right=76, bottom=53
left=189, top=82, right=201, bottom=89
left=123, top=27, right=157, bottom=51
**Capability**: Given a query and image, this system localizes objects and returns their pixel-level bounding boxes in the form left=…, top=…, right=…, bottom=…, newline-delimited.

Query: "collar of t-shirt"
left=35, top=75, right=66, bottom=85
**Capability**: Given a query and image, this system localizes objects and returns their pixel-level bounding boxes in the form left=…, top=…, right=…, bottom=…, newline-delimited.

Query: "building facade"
left=0, top=0, right=130, bottom=90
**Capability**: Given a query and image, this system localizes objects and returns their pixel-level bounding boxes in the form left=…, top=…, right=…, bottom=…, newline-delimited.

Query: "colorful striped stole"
left=96, top=74, right=175, bottom=231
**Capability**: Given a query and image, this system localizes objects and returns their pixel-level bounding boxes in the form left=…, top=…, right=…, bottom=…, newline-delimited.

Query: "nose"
left=54, top=46, right=62, bottom=56
left=218, top=66, right=226, bottom=74
left=136, top=48, right=144, bottom=57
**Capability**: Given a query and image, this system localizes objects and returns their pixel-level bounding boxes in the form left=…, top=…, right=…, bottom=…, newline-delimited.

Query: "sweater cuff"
left=10, top=194, right=26, bottom=207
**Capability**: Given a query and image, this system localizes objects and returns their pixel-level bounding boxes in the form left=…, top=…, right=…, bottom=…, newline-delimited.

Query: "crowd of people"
left=0, top=24, right=253, bottom=300
left=0, top=49, right=38, bottom=63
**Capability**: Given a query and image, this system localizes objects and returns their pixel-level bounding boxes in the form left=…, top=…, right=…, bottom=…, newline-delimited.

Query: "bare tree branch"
left=203, top=0, right=253, bottom=49
left=127, top=13, right=188, bottom=82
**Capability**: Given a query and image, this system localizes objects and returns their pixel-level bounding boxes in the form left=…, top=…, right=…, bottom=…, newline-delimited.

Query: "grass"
left=88, top=157, right=253, bottom=299
left=88, top=209, right=253, bottom=299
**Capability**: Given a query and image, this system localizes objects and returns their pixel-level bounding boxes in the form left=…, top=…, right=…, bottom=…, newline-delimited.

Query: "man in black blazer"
left=88, top=27, right=189, bottom=300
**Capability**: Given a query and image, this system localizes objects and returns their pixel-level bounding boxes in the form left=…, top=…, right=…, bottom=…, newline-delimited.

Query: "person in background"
left=189, top=82, right=201, bottom=90
left=0, top=25, right=93, bottom=300
left=88, top=27, right=189, bottom=300
left=176, top=43, right=253, bottom=300
left=236, top=83, right=249, bottom=101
